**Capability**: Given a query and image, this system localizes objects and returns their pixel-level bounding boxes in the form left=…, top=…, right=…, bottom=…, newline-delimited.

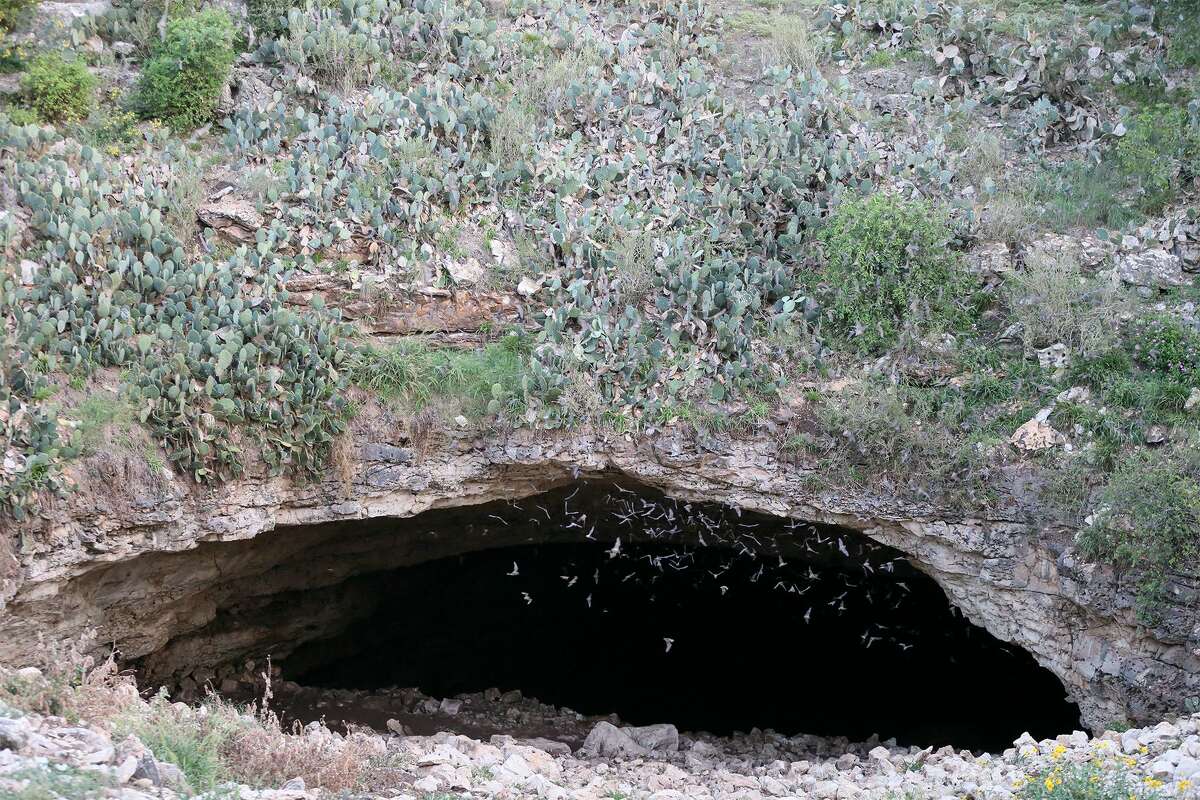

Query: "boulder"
left=1116, top=249, right=1187, bottom=289
left=197, top=193, right=263, bottom=242
left=622, top=723, right=679, bottom=753
left=580, top=721, right=648, bottom=758
left=1009, top=413, right=1066, bottom=452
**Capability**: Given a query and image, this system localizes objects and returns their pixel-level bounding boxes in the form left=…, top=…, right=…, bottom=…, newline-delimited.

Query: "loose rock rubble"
left=3, top=666, right=1199, bottom=800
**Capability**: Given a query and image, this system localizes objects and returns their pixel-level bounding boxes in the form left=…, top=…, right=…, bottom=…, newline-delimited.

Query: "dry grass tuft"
left=1004, top=249, right=1127, bottom=358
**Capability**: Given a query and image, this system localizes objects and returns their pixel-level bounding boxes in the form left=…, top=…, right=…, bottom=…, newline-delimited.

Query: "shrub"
left=246, top=0, right=293, bottom=39
left=1079, top=450, right=1200, bottom=622
left=767, top=14, right=825, bottom=72
left=4, top=106, right=37, bottom=125
left=19, top=52, right=95, bottom=123
left=1125, top=314, right=1200, bottom=386
left=1029, top=159, right=1137, bottom=231
left=135, top=8, right=235, bottom=131
left=1114, top=104, right=1200, bottom=215
left=814, top=193, right=967, bottom=353
left=98, top=0, right=200, bottom=55
left=0, top=0, right=35, bottom=32
left=117, top=695, right=234, bottom=793
left=1003, top=249, right=1125, bottom=358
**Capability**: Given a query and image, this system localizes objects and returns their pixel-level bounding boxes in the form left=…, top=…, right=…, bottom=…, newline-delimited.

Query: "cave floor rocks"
left=3, top=662, right=1200, bottom=800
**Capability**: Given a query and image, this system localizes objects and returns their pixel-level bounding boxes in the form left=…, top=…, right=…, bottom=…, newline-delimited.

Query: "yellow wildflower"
left=1052, top=745, right=1068, bottom=760
left=1144, top=777, right=1163, bottom=789
left=1140, top=746, right=1150, bottom=755
left=1179, top=779, right=1193, bottom=791
left=1045, top=777, right=1056, bottom=791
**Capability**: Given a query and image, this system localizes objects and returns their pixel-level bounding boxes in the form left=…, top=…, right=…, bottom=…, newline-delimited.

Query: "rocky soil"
left=3, top=664, right=1200, bottom=800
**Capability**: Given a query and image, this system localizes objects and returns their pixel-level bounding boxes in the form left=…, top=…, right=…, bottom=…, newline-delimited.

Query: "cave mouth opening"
left=258, top=481, right=1082, bottom=754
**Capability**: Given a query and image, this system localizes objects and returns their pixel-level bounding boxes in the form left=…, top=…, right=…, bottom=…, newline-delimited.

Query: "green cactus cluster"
left=223, top=0, right=956, bottom=423
left=829, top=0, right=1169, bottom=147
left=0, top=117, right=352, bottom=517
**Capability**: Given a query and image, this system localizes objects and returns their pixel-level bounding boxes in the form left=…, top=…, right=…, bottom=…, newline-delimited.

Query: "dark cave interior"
left=275, top=482, right=1082, bottom=753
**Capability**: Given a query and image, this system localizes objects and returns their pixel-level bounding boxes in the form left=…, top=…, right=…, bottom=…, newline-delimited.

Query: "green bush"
left=19, top=52, right=95, bottom=123
left=1114, top=104, right=1200, bottom=215
left=1019, top=760, right=1165, bottom=800
left=0, top=0, right=36, bottom=32
left=4, top=106, right=37, bottom=125
left=1079, top=450, right=1200, bottom=622
left=135, top=8, right=235, bottom=131
left=814, top=193, right=966, bottom=353
left=1126, top=314, right=1200, bottom=386
left=246, top=0, right=292, bottom=39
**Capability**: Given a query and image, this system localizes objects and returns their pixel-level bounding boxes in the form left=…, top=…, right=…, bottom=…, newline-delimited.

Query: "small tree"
left=814, top=193, right=967, bottom=353
left=136, top=8, right=235, bottom=132
left=20, top=52, right=96, bottom=123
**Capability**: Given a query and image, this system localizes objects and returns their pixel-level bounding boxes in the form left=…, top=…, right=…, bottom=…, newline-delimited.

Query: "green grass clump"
left=5, top=764, right=116, bottom=800
left=354, top=332, right=533, bottom=419
left=1159, top=0, right=1200, bottom=68
left=1126, top=314, right=1200, bottom=386
left=1031, top=105, right=1200, bottom=230
left=135, top=8, right=235, bottom=132
left=68, top=394, right=142, bottom=457
left=1113, top=105, right=1200, bottom=215
left=813, top=193, right=967, bottom=353
left=117, top=697, right=233, bottom=794
left=246, top=0, right=297, bottom=38
left=19, top=52, right=95, bottom=123
left=1079, top=450, right=1200, bottom=621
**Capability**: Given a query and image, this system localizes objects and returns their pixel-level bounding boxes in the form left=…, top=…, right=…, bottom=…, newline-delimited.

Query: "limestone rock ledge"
left=1, top=421, right=1197, bottom=731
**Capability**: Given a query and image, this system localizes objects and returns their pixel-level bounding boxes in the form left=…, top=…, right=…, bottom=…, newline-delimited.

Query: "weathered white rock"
left=1009, top=416, right=1066, bottom=452
left=582, top=722, right=649, bottom=759
left=1116, top=249, right=1187, bottom=289
left=624, top=723, right=680, bottom=753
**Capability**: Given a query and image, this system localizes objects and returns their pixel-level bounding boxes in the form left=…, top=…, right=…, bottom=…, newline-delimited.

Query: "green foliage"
left=354, top=333, right=532, bottom=420
left=97, top=0, right=199, bottom=55
left=68, top=394, right=140, bottom=457
left=5, top=106, right=37, bottom=125
left=808, top=379, right=997, bottom=503
left=814, top=193, right=966, bottom=353
left=1079, top=449, right=1200, bottom=621
left=0, top=121, right=353, bottom=511
left=20, top=52, right=95, bottom=123
left=84, top=104, right=141, bottom=149
left=1126, top=314, right=1200, bottom=386
left=1018, top=760, right=1164, bottom=800
left=118, top=696, right=232, bottom=794
left=0, top=0, right=35, bottom=33
left=280, top=2, right=380, bottom=92
left=1113, top=105, right=1200, bottom=216
left=135, top=9, right=235, bottom=132
left=246, top=0, right=294, bottom=39
left=1159, top=0, right=1200, bottom=68
left=1030, top=106, right=1200, bottom=230
left=4, top=764, right=117, bottom=800
left=1028, top=159, right=1139, bottom=231
left=1003, top=249, right=1125, bottom=358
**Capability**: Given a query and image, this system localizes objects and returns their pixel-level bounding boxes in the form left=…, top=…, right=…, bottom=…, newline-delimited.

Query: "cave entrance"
left=258, top=482, right=1081, bottom=753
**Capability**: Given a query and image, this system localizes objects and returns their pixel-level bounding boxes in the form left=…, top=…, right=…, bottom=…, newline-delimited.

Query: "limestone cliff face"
left=1, top=416, right=1197, bottom=732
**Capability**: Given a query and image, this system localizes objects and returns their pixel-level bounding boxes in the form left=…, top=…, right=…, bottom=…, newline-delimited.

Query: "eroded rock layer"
left=1, top=420, right=1197, bottom=732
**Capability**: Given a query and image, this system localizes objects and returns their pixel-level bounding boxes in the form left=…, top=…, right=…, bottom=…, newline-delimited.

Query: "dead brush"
left=206, top=665, right=409, bottom=792
left=0, top=633, right=135, bottom=724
